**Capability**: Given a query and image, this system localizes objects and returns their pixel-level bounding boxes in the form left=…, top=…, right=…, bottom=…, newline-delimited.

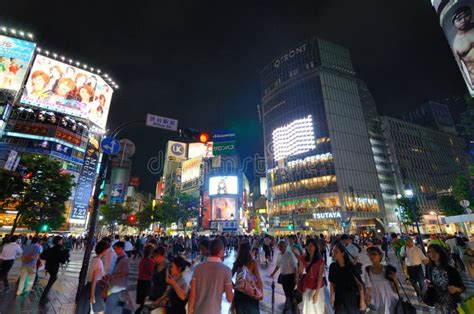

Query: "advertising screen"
left=188, top=142, right=214, bottom=159
left=433, top=1, right=474, bottom=96
left=181, top=157, right=202, bottom=183
left=0, top=35, right=36, bottom=99
left=209, top=176, right=238, bottom=195
left=212, top=197, right=237, bottom=220
left=272, top=114, right=315, bottom=161
left=70, top=134, right=100, bottom=223
left=20, top=55, right=113, bottom=128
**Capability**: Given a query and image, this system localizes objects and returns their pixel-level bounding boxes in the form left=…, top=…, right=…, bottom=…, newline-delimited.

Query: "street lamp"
left=404, top=185, right=426, bottom=255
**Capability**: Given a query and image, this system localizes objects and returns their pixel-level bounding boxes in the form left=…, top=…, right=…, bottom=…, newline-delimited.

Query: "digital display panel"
left=209, top=176, right=238, bottom=195
left=212, top=197, right=237, bottom=220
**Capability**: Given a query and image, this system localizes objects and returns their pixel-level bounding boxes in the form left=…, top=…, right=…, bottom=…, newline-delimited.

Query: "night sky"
left=2, top=0, right=469, bottom=193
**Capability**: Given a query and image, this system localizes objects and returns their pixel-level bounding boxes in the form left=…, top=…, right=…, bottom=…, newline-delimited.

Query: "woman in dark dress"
left=426, top=244, right=465, bottom=314
left=329, top=243, right=366, bottom=314
left=232, top=241, right=263, bottom=314
left=148, top=246, right=169, bottom=303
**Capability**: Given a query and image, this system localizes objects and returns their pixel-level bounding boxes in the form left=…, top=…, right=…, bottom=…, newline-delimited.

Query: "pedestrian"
left=198, top=238, right=210, bottom=262
left=400, top=238, right=429, bottom=301
left=364, top=246, right=399, bottom=314
left=251, top=237, right=260, bottom=261
left=446, top=235, right=466, bottom=272
left=232, top=241, right=263, bottom=314
left=340, top=234, right=360, bottom=267
left=329, top=243, right=366, bottom=313
left=101, top=237, right=116, bottom=275
left=147, top=246, right=168, bottom=304
left=263, top=236, right=272, bottom=264
left=270, top=240, right=298, bottom=314
left=0, top=235, right=22, bottom=290
left=289, top=234, right=304, bottom=257
left=381, top=237, right=389, bottom=262
left=125, top=237, right=133, bottom=258
left=188, top=239, right=233, bottom=314
left=390, top=233, right=407, bottom=280
left=319, top=236, right=328, bottom=266
left=88, top=240, right=110, bottom=314
left=39, top=235, right=70, bottom=304
left=135, top=244, right=155, bottom=314
left=191, top=235, right=199, bottom=264
left=105, top=241, right=131, bottom=313
left=299, top=239, right=326, bottom=314
left=425, top=244, right=465, bottom=314
left=154, top=256, right=191, bottom=314
left=17, top=236, right=42, bottom=296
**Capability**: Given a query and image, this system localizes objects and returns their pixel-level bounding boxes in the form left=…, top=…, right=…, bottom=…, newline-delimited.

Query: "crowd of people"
left=0, top=231, right=472, bottom=313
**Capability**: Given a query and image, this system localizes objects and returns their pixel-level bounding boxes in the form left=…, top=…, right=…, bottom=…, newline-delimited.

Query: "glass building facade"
left=261, top=38, right=385, bottom=234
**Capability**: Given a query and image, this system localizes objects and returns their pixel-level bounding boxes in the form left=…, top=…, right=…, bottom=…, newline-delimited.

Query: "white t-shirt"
left=125, top=241, right=133, bottom=252
left=88, top=256, right=105, bottom=283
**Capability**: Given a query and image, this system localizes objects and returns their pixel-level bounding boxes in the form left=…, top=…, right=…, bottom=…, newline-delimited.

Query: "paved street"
left=1, top=245, right=474, bottom=313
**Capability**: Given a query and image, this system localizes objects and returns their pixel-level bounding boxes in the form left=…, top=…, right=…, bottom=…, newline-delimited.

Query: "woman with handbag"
left=232, top=241, right=263, bottom=314
left=329, top=244, right=366, bottom=314
left=425, top=244, right=465, bottom=314
left=363, top=246, right=399, bottom=314
left=299, top=239, right=326, bottom=314
left=88, top=240, right=110, bottom=314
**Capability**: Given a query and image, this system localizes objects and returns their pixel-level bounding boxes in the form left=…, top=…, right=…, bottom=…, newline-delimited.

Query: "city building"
left=380, top=115, right=470, bottom=233
left=261, top=38, right=386, bottom=235
left=404, top=101, right=457, bottom=135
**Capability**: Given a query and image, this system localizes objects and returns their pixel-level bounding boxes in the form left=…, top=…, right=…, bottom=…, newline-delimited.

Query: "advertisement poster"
left=0, top=35, right=36, bottom=99
left=433, top=0, right=474, bottom=96
left=70, top=134, right=100, bottom=223
left=212, top=197, right=237, bottom=220
left=20, top=55, right=113, bottom=128
left=110, top=183, right=127, bottom=203
left=209, top=176, right=238, bottom=195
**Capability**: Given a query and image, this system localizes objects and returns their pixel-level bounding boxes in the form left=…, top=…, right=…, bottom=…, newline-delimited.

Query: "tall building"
left=404, top=101, right=457, bottom=135
left=261, top=38, right=385, bottom=235
left=381, top=116, right=470, bottom=223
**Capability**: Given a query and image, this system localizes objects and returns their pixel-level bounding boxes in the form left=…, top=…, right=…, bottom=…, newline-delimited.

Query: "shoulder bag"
left=394, top=278, right=416, bottom=314
left=235, top=265, right=263, bottom=300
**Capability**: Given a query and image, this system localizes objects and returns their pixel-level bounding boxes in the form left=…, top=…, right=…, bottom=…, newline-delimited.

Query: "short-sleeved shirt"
left=88, top=256, right=105, bottom=283
left=22, top=243, right=42, bottom=268
left=192, top=257, right=232, bottom=314
left=277, top=251, right=297, bottom=275
left=110, top=255, right=129, bottom=293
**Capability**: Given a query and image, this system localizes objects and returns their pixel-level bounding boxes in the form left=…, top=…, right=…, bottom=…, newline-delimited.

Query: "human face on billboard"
left=212, top=197, right=236, bottom=220
left=0, top=35, right=36, bottom=98
left=21, top=55, right=113, bottom=129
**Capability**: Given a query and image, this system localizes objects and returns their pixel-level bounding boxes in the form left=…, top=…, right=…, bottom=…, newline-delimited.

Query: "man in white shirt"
left=401, top=238, right=428, bottom=300
left=0, top=235, right=23, bottom=289
left=270, top=241, right=298, bottom=313
left=341, top=234, right=360, bottom=265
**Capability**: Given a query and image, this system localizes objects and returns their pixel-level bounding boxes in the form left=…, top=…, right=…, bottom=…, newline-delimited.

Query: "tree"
left=10, top=154, right=74, bottom=235
left=175, top=193, right=199, bottom=225
left=155, top=196, right=179, bottom=228
left=396, top=196, right=422, bottom=226
left=99, top=204, right=132, bottom=230
left=0, top=169, right=25, bottom=201
left=453, top=173, right=473, bottom=203
left=136, top=202, right=156, bottom=232
left=438, top=195, right=465, bottom=216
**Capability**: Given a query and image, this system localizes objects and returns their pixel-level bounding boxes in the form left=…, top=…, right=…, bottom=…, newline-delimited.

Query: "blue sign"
left=212, top=129, right=236, bottom=143
left=101, top=137, right=120, bottom=155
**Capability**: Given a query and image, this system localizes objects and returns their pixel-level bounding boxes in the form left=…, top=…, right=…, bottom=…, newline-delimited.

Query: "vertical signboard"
left=70, top=134, right=100, bottom=223
left=432, top=0, right=474, bottom=96
left=212, top=129, right=236, bottom=156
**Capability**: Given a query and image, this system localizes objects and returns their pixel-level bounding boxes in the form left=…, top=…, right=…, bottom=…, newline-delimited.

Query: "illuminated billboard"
left=432, top=1, right=474, bottom=96
left=272, top=115, right=315, bottom=161
left=20, top=55, right=113, bottom=128
left=0, top=35, right=36, bottom=99
left=181, top=157, right=202, bottom=183
left=188, top=142, right=214, bottom=159
left=209, top=176, right=238, bottom=196
left=165, top=141, right=187, bottom=161
left=212, top=197, right=237, bottom=220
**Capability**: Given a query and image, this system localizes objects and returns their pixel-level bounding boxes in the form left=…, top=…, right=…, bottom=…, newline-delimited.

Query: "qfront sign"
left=273, top=44, right=307, bottom=68
left=312, top=212, right=341, bottom=220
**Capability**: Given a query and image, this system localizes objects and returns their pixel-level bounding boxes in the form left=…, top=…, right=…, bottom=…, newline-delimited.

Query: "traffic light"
left=127, top=214, right=137, bottom=223
left=179, top=128, right=210, bottom=143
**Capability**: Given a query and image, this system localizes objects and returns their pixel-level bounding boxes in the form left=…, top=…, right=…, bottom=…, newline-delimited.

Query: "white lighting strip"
left=272, top=115, right=316, bottom=161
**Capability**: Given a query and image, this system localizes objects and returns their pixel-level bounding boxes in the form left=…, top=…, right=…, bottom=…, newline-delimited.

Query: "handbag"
left=394, top=279, right=416, bottom=314
left=235, top=265, right=263, bottom=300
left=422, top=286, right=437, bottom=307
left=292, top=289, right=303, bottom=304
left=97, top=278, right=109, bottom=299
left=277, top=274, right=283, bottom=284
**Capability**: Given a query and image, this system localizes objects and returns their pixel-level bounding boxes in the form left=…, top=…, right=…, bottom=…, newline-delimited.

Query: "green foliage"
left=396, top=196, right=422, bottom=225
left=99, top=204, right=132, bottom=228
left=438, top=195, right=465, bottom=216
left=12, top=154, right=74, bottom=234
left=453, top=173, right=473, bottom=203
left=0, top=169, right=25, bottom=203
left=153, top=193, right=199, bottom=228
left=136, top=202, right=155, bottom=231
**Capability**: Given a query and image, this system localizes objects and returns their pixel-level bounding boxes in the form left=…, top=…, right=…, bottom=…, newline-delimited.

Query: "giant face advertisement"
left=20, top=55, right=113, bottom=129
left=212, top=197, right=237, bottom=221
left=0, top=35, right=36, bottom=99
left=433, top=0, right=474, bottom=96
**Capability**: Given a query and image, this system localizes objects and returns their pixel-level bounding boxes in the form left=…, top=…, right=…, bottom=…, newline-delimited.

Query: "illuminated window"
left=272, top=115, right=316, bottom=161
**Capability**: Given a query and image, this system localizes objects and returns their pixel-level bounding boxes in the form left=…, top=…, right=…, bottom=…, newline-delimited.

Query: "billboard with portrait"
left=0, top=35, right=36, bottom=99
left=212, top=197, right=237, bottom=220
left=433, top=0, right=474, bottom=96
left=209, top=176, right=238, bottom=196
left=20, top=55, right=113, bottom=128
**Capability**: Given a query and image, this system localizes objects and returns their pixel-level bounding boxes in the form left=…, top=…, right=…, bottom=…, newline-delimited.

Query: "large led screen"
left=212, top=197, right=237, bottom=220
left=433, top=1, right=474, bottom=96
left=0, top=35, right=36, bottom=99
left=272, top=114, right=315, bottom=161
left=20, top=55, right=113, bottom=129
left=209, top=176, right=238, bottom=195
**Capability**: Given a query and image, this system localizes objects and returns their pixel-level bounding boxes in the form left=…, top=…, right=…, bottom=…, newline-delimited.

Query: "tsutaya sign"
left=273, top=44, right=307, bottom=68
left=313, top=212, right=341, bottom=220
